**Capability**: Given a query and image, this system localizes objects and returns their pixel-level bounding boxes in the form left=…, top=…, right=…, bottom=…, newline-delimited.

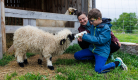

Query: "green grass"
left=114, top=33, right=138, bottom=43
left=64, top=44, right=82, bottom=54
left=26, top=52, right=36, bottom=58
left=54, top=51, right=138, bottom=80
left=5, top=72, right=48, bottom=80
left=4, top=49, right=138, bottom=80
left=5, top=71, right=18, bottom=80
left=14, top=73, right=48, bottom=80
left=0, top=54, right=15, bottom=66
left=0, top=52, right=35, bottom=66
left=3, top=35, right=138, bottom=80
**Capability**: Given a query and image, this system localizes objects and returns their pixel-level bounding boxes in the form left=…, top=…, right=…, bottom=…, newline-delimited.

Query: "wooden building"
left=0, top=0, right=95, bottom=59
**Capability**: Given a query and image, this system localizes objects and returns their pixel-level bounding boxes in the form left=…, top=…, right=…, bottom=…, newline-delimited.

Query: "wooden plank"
left=74, top=0, right=77, bottom=8
left=5, top=25, right=78, bottom=34
left=58, top=0, right=61, bottom=13
left=74, top=21, right=80, bottom=29
left=65, top=0, right=68, bottom=11
left=84, top=0, right=88, bottom=14
left=88, top=0, right=92, bottom=12
left=0, top=0, right=7, bottom=59
left=49, top=0, right=52, bottom=13
left=42, top=0, right=44, bottom=12
left=77, top=0, right=82, bottom=12
left=23, top=19, right=29, bottom=26
left=0, top=0, right=3, bottom=59
left=23, top=19, right=36, bottom=26
left=81, top=0, right=84, bottom=12
left=69, top=0, right=73, bottom=7
left=52, top=0, right=55, bottom=13
left=61, top=0, right=65, bottom=14
left=55, top=0, right=57, bottom=13
left=1, top=0, right=6, bottom=53
left=92, top=0, right=96, bottom=8
left=81, top=0, right=88, bottom=14
left=5, top=8, right=78, bottom=21
left=28, top=19, right=36, bottom=26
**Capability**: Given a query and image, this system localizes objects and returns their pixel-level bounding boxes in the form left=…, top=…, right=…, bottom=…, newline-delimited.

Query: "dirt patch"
left=0, top=54, right=75, bottom=80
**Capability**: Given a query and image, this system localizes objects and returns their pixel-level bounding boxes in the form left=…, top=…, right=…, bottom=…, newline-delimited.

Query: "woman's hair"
left=88, top=8, right=102, bottom=20
left=77, top=11, right=87, bottom=19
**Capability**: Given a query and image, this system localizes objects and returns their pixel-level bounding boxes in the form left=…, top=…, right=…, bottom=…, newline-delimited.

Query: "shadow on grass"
left=53, top=58, right=95, bottom=66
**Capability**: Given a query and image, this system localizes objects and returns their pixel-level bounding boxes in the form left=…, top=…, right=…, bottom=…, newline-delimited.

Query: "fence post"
left=92, top=0, right=96, bottom=9
left=0, top=0, right=7, bottom=59
left=23, top=19, right=36, bottom=26
left=0, top=0, right=2, bottom=59
left=88, top=0, right=92, bottom=12
left=74, top=21, right=80, bottom=34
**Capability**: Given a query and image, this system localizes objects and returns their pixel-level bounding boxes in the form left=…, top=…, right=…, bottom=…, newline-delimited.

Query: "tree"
left=112, top=12, right=138, bottom=33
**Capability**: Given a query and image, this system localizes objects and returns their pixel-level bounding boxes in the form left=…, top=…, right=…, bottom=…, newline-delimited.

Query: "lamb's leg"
left=23, top=53, right=28, bottom=64
left=43, top=54, right=54, bottom=70
left=15, top=49, right=26, bottom=67
left=38, top=53, right=43, bottom=65
left=47, top=56, right=54, bottom=70
left=16, top=53, right=24, bottom=67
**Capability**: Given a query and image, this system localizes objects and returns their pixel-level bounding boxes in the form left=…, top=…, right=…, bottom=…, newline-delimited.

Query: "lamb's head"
left=56, top=29, right=74, bottom=45
left=68, top=7, right=78, bottom=15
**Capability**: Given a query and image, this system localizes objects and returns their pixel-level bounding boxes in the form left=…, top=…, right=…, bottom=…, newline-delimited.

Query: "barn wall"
left=4, top=0, right=88, bottom=27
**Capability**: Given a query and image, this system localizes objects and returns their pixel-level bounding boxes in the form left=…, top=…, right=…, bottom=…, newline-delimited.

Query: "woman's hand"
left=78, top=34, right=83, bottom=42
left=115, top=41, right=121, bottom=47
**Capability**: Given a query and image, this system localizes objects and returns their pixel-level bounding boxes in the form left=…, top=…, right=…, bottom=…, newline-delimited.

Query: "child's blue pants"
left=74, top=48, right=116, bottom=73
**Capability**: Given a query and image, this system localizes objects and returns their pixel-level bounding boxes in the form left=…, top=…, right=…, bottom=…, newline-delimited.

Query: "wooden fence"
left=0, top=7, right=80, bottom=59
left=4, top=0, right=89, bottom=27
left=0, top=0, right=95, bottom=59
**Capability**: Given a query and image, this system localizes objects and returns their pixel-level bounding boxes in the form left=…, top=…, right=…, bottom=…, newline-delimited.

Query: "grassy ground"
left=114, top=33, right=138, bottom=43
left=2, top=44, right=138, bottom=80
left=3, top=30, right=138, bottom=79
left=0, top=53, right=35, bottom=66
left=53, top=44, right=138, bottom=80
left=54, top=51, right=138, bottom=80
left=5, top=72, right=48, bottom=80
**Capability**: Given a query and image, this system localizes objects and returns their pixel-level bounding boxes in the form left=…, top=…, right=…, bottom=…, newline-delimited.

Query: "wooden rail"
left=0, top=7, right=80, bottom=59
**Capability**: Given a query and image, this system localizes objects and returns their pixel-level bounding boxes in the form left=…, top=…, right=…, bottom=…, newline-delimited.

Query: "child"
left=77, top=11, right=121, bottom=60
left=74, top=8, right=127, bottom=73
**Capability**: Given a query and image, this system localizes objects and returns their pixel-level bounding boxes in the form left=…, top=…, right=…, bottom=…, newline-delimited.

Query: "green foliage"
left=64, top=44, right=82, bottom=54
left=112, top=12, right=138, bottom=33
left=0, top=54, right=15, bottom=66
left=5, top=71, right=17, bottom=80
left=14, top=73, right=48, bottom=80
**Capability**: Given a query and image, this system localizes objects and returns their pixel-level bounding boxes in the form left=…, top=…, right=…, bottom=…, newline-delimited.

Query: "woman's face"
left=78, top=14, right=88, bottom=26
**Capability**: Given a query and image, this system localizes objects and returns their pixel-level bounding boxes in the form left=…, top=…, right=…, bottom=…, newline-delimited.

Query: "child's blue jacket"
left=82, top=23, right=111, bottom=58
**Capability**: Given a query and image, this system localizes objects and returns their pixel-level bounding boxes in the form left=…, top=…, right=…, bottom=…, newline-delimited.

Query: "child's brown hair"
left=88, top=8, right=102, bottom=20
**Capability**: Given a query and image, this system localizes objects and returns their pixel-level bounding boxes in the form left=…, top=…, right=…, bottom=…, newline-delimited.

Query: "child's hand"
left=78, top=34, right=83, bottom=42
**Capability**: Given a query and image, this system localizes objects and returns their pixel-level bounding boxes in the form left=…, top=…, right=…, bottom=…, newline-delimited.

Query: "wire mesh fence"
left=97, top=0, right=138, bottom=43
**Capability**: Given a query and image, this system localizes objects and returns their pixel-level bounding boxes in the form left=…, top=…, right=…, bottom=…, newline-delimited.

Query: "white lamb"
left=13, top=25, right=74, bottom=70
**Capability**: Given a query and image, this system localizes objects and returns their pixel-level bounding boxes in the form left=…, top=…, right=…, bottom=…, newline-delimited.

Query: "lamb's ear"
left=60, top=39, right=66, bottom=45
left=67, top=34, right=75, bottom=42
